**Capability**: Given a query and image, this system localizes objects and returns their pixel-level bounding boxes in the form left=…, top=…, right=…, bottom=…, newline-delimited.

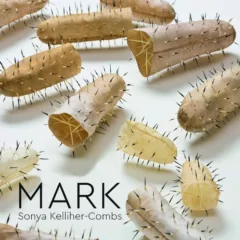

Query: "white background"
left=0, top=0, right=240, bottom=239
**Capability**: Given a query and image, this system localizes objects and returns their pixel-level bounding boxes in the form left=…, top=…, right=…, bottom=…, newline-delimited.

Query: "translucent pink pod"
left=127, top=19, right=236, bottom=77
left=0, top=0, right=48, bottom=28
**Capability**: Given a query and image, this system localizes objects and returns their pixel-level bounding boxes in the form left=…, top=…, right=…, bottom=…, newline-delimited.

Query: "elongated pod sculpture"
left=0, top=43, right=81, bottom=97
left=0, top=146, right=39, bottom=191
left=37, top=8, right=133, bottom=45
left=181, top=160, right=220, bottom=211
left=48, top=73, right=126, bottom=148
left=100, top=0, right=175, bottom=25
left=118, top=120, right=177, bottom=166
left=0, top=224, right=98, bottom=240
left=127, top=185, right=207, bottom=240
left=127, top=19, right=236, bottom=77
left=178, top=64, right=240, bottom=132
left=0, top=0, right=48, bottom=28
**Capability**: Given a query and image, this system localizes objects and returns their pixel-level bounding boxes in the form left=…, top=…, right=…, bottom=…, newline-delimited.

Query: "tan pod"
left=181, top=160, right=220, bottom=211
left=127, top=19, right=236, bottom=77
left=0, top=0, right=48, bottom=28
left=48, top=74, right=126, bottom=148
left=0, top=224, right=98, bottom=240
left=127, top=185, right=207, bottom=240
left=100, top=0, right=175, bottom=25
left=0, top=43, right=81, bottom=97
left=37, top=8, right=133, bottom=44
left=118, top=120, right=177, bottom=165
left=178, top=64, right=240, bottom=132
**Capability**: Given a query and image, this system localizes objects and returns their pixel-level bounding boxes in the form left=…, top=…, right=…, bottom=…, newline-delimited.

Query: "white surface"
left=0, top=0, right=240, bottom=239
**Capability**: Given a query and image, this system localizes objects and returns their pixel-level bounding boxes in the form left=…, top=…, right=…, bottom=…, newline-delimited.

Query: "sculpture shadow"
left=1, top=90, right=71, bottom=124
left=123, top=162, right=177, bottom=185
left=188, top=111, right=240, bottom=159
left=0, top=14, right=50, bottom=51
left=59, top=109, right=128, bottom=176
left=146, top=53, right=237, bottom=92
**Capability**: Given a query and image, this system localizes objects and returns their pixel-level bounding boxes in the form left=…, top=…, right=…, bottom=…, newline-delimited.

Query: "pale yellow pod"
left=0, top=0, right=48, bottom=28
left=181, top=160, right=220, bottom=211
left=100, top=0, right=175, bottom=25
left=118, top=120, right=177, bottom=164
left=37, top=8, right=133, bottom=45
left=0, top=43, right=81, bottom=97
left=127, top=19, right=236, bottom=77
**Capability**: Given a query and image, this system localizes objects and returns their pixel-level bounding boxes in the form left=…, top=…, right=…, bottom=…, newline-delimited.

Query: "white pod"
left=127, top=19, right=236, bottom=77
left=127, top=185, right=207, bottom=240
left=0, top=146, right=39, bottom=190
left=118, top=120, right=177, bottom=165
left=178, top=64, right=240, bottom=132
left=0, top=224, right=98, bottom=240
left=48, top=73, right=126, bottom=148
left=0, top=0, right=48, bottom=28
left=100, top=0, right=175, bottom=25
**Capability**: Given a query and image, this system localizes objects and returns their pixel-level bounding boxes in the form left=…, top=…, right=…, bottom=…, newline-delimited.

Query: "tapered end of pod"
left=181, top=160, right=220, bottom=211
left=48, top=113, right=89, bottom=148
left=127, top=30, right=153, bottom=77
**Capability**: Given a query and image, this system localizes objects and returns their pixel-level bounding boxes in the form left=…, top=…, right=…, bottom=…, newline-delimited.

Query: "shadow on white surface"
left=188, top=112, right=240, bottom=159
left=0, top=175, right=41, bottom=211
left=123, top=163, right=177, bottom=185
left=59, top=109, right=128, bottom=176
left=146, top=53, right=238, bottom=92
left=0, top=14, right=50, bottom=52
left=1, top=90, right=71, bottom=123
left=78, top=46, right=132, bottom=62
left=190, top=209, right=225, bottom=235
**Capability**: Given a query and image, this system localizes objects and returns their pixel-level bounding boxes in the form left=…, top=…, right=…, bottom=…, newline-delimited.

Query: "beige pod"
left=100, top=0, right=175, bottom=25
left=0, top=0, right=48, bottom=28
left=37, top=8, right=133, bottom=44
left=0, top=147, right=39, bottom=190
left=127, top=185, right=207, bottom=240
left=127, top=19, right=236, bottom=77
left=48, top=74, right=126, bottom=148
left=0, top=43, right=81, bottom=97
left=0, top=224, right=99, bottom=240
left=178, top=64, right=240, bottom=132
left=118, top=120, right=177, bottom=165
left=181, top=160, right=220, bottom=211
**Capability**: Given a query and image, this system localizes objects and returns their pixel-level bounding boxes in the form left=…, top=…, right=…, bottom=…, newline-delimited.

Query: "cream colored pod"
left=0, top=146, right=39, bottom=191
left=127, top=185, right=207, bottom=240
left=0, top=0, right=48, bottom=28
left=127, top=19, right=236, bottom=77
left=48, top=73, right=126, bottom=148
left=100, top=0, right=175, bottom=25
left=37, top=8, right=133, bottom=44
left=178, top=64, right=240, bottom=132
left=181, top=160, right=220, bottom=211
left=118, top=120, right=177, bottom=166
left=0, top=224, right=98, bottom=240
left=0, top=43, right=81, bottom=98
